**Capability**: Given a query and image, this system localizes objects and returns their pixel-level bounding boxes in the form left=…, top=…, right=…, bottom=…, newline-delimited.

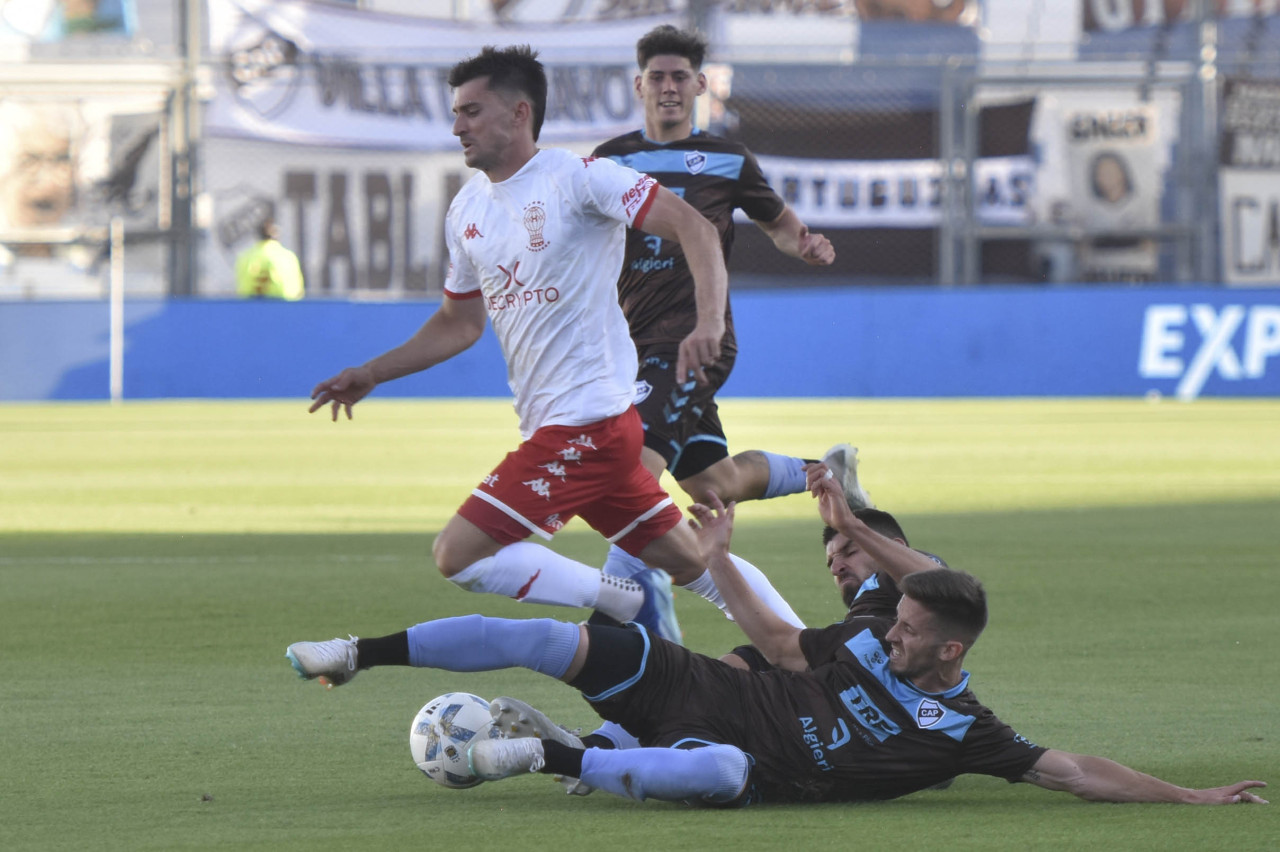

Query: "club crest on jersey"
left=916, top=699, right=944, bottom=729
left=684, top=151, right=706, bottom=174
left=523, top=202, right=548, bottom=251
left=633, top=380, right=653, bottom=404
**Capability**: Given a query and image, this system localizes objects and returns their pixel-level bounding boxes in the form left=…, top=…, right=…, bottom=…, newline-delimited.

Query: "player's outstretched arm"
left=688, top=493, right=808, bottom=671
left=309, top=295, right=487, bottom=421
left=806, top=463, right=942, bottom=584
left=635, top=186, right=727, bottom=386
left=1022, top=749, right=1268, bottom=804
left=757, top=207, right=834, bottom=266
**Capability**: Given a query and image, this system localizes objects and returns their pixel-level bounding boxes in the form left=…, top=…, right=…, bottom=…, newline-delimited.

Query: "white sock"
left=678, top=555, right=805, bottom=628
left=448, top=541, right=641, bottom=619
left=728, top=554, right=806, bottom=628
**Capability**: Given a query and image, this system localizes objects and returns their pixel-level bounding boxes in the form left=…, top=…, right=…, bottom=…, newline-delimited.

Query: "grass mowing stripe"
left=1, top=399, right=1276, bottom=851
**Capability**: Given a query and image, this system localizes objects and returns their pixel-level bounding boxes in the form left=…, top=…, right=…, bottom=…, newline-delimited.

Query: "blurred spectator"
left=235, top=217, right=304, bottom=300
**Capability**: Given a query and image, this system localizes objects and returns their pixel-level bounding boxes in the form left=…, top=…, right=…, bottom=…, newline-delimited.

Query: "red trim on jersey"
left=631, top=182, right=659, bottom=230
left=444, top=288, right=483, bottom=300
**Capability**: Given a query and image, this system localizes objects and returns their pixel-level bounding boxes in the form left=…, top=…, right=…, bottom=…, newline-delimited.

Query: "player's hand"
left=805, top=462, right=856, bottom=531
left=676, top=323, right=723, bottom=387
left=309, top=366, right=377, bottom=421
left=1186, top=780, right=1268, bottom=805
left=687, top=491, right=736, bottom=559
left=797, top=226, right=835, bottom=266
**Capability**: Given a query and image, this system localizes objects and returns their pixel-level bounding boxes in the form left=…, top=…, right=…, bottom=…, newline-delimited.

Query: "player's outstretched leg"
left=286, top=635, right=359, bottom=688
left=468, top=737, right=546, bottom=780
left=490, top=696, right=593, bottom=795
left=821, top=443, right=875, bottom=511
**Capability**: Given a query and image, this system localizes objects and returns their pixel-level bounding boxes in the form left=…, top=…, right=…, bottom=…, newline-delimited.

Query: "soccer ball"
left=409, top=692, right=502, bottom=789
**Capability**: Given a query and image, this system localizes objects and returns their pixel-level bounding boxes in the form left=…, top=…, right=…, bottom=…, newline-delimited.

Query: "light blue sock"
left=761, top=452, right=808, bottom=499
left=589, top=720, right=640, bottom=749
left=602, top=544, right=648, bottom=579
left=579, top=744, right=750, bottom=803
left=406, top=615, right=580, bottom=679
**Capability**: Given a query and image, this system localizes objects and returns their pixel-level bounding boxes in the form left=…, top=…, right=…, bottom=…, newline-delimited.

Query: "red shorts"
left=457, top=407, right=683, bottom=555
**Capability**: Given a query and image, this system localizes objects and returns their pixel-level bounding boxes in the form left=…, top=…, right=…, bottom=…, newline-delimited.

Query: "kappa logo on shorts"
left=633, top=380, right=653, bottom=404
left=539, top=461, right=568, bottom=481
left=544, top=513, right=565, bottom=531
left=567, top=435, right=598, bottom=450
left=916, top=699, right=944, bottom=729
left=684, top=151, right=707, bottom=174
left=557, top=446, right=584, bottom=464
left=523, top=477, right=553, bottom=499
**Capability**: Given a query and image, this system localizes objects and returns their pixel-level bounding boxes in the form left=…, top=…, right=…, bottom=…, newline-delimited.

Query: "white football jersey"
left=444, top=149, right=659, bottom=438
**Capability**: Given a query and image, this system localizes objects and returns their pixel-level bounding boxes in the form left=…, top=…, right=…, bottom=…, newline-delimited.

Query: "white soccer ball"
left=409, top=691, right=502, bottom=789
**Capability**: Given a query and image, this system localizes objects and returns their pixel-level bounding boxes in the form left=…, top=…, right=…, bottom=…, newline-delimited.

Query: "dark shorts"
left=575, top=624, right=761, bottom=807
left=632, top=344, right=737, bottom=480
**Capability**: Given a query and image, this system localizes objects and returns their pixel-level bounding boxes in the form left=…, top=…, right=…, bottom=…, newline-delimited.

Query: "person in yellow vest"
left=236, top=218, right=304, bottom=300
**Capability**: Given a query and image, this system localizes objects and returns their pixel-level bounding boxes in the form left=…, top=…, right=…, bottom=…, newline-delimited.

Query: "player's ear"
left=938, top=639, right=964, bottom=663
left=695, top=72, right=708, bottom=96
left=634, top=74, right=644, bottom=98
left=512, top=98, right=532, bottom=129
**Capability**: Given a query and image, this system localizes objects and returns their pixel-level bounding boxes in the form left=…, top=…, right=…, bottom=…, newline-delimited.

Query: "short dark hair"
left=900, top=569, right=988, bottom=648
left=636, top=25, right=707, bottom=71
left=822, top=508, right=909, bottom=547
left=257, top=216, right=278, bottom=242
left=448, top=45, right=547, bottom=141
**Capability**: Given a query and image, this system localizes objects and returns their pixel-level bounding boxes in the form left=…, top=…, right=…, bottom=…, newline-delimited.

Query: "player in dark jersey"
left=590, top=27, right=839, bottom=621
left=286, top=493, right=1268, bottom=807
left=723, top=465, right=949, bottom=672
left=592, top=25, right=835, bottom=511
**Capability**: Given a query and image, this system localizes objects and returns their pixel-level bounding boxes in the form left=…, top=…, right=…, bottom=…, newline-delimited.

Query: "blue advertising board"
left=2, top=286, right=1277, bottom=401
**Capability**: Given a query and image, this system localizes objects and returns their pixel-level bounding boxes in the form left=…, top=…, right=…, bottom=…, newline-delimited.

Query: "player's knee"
left=696, top=744, right=752, bottom=805
left=431, top=532, right=467, bottom=578
left=677, top=462, right=746, bottom=505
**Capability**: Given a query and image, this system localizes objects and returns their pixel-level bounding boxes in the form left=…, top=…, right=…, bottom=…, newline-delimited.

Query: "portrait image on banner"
left=1028, top=93, right=1170, bottom=283
left=1067, top=104, right=1162, bottom=281
left=0, top=96, right=164, bottom=295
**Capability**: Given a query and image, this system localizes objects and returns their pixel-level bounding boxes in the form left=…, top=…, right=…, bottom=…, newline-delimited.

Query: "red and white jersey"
left=444, top=148, right=659, bottom=438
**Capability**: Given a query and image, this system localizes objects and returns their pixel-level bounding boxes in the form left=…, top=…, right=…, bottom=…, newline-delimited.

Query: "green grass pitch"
left=1, top=398, right=1277, bottom=851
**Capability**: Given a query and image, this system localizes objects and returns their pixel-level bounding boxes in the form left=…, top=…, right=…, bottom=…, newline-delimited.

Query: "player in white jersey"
left=442, top=146, right=651, bottom=438
left=307, top=46, right=796, bottom=646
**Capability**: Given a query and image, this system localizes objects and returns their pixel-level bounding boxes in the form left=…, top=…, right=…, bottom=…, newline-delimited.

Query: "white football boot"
left=820, top=443, right=875, bottom=512
left=285, top=635, right=359, bottom=688
left=490, top=696, right=593, bottom=796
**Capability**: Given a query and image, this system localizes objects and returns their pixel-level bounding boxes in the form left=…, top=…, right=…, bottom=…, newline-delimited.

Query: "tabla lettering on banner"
left=283, top=169, right=430, bottom=292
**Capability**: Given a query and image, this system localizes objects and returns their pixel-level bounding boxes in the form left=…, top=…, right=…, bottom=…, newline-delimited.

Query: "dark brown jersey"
left=591, top=130, right=786, bottom=349
left=590, top=616, right=1045, bottom=804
